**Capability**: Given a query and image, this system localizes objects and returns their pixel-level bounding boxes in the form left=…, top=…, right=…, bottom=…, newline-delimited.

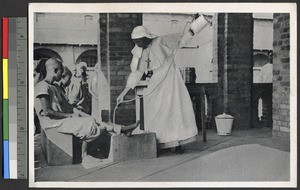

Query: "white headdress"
left=131, top=26, right=157, bottom=39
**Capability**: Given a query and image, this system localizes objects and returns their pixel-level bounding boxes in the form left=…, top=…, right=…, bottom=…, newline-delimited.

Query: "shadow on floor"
left=34, top=127, right=290, bottom=182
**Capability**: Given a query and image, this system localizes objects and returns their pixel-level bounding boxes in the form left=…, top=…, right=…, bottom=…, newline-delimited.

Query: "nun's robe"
left=126, top=33, right=198, bottom=149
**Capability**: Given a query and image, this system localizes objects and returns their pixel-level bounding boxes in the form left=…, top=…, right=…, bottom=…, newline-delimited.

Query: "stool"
left=108, top=132, right=157, bottom=162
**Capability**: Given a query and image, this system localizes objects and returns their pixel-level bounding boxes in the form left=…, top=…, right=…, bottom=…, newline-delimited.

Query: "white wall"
left=34, top=13, right=99, bottom=45
left=143, top=13, right=215, bottom=83
left=253, top=19, right=273, bottom=50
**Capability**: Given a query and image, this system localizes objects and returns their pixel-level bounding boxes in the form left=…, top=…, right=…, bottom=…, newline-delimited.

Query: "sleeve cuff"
left=113, top=125, right=122, bottom=134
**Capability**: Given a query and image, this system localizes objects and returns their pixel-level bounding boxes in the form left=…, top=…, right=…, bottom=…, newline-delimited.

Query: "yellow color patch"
left=3, top=59, right=8, bottom=99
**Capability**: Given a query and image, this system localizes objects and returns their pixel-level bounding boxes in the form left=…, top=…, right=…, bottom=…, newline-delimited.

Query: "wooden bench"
left=41, top=127, right=82, bottom=166
left=41, top=127, right=157, bottom=166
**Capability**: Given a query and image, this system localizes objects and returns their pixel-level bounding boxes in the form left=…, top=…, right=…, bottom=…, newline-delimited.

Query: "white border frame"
left=28, top=3, right=297, bottom=188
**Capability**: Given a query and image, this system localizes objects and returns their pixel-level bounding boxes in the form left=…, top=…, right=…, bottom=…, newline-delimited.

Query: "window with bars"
left=76, top=49, right=97, bottom=68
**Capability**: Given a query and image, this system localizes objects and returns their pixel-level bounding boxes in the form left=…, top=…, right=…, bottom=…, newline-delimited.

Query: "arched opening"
left=253, top=53, right=269, bottom=67
left=34, top=48, right=63, bottom=62
left=253, top=52, right=270, bottom=83
left=75, top=49, right=97, bottom=68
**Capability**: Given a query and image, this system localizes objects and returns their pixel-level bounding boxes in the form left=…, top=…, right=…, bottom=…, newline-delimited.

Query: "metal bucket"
left=215, top=113, right=234, bottom=136
left=179, top=67, right=196, bottom=84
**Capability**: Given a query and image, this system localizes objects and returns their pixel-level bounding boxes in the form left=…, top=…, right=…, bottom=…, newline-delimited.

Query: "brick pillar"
left=100, top=13, right=142, bottom=125
left=215, top=13, right=253, bottom=129
left=272, top=13, right=290, bottom=139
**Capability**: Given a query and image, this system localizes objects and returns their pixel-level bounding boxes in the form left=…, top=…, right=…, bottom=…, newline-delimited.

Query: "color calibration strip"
left=2, top=17, right=27, bottom=179
left=8, top=18, right=18, bottom=179
left=2, top=17, right=10, bottom=179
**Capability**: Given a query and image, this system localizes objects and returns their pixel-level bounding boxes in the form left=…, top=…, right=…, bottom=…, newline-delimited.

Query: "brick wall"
left=100, top=13, right=142, bottom=125
left=215, top=13, right=253, bottom=129
left=272, top=13, right=290, bottom=139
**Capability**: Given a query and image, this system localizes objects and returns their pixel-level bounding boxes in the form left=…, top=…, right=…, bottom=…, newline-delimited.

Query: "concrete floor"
left=34, top=127, right=290, bottom=182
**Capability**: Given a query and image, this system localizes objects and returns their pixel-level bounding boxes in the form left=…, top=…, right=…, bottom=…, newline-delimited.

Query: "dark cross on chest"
left=145, top=57, right=151, bottom=69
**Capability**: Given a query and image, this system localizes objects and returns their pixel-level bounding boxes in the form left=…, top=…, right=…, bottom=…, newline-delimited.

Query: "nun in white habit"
left=117, top=15, right=212, bottom=154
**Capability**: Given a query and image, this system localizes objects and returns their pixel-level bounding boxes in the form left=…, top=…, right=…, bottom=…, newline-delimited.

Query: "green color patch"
left=3, top=100, right=9, bottom=140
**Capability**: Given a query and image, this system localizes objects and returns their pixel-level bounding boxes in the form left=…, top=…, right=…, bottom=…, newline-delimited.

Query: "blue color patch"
left=3, top=140, right=10, bottom=179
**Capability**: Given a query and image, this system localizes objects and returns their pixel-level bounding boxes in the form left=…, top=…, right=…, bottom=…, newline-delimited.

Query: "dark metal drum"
left=179, top=67, right=196, bottom=84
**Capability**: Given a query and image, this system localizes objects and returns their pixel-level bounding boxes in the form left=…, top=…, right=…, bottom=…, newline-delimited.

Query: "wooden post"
left=200, top=86, right=207, bottom=142
left=140, top=96, right=144, bottom=130
left=223, top=13, right=228, bottom=113
left=97, top=13, right=102, bottom=122
left=195, top=94, right=201, bottom=131
left=135, top=88, right=140, bottom=126
left=106, top=13, right=111, bottom=122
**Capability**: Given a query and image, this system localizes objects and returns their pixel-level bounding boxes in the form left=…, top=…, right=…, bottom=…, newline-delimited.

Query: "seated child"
left=54, top=66, right=76, bottom=113
left=35, top=58, right=139, bottom=165
left=34, top=58, right=47, bottom=86
left=34, top=58, right=47, bottom=134
left=55, top=66, right=72, bottom=98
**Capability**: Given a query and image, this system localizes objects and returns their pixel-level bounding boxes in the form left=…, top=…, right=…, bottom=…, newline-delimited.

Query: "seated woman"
left=35, top=58, right=139, bottom=165
left=67, top=62, right=92, bottom=115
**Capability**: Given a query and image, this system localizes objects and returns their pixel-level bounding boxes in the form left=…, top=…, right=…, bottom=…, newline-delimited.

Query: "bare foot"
left=174, top=146, right=184, bottom=155
left=121, top=121, right=140, bottom=137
